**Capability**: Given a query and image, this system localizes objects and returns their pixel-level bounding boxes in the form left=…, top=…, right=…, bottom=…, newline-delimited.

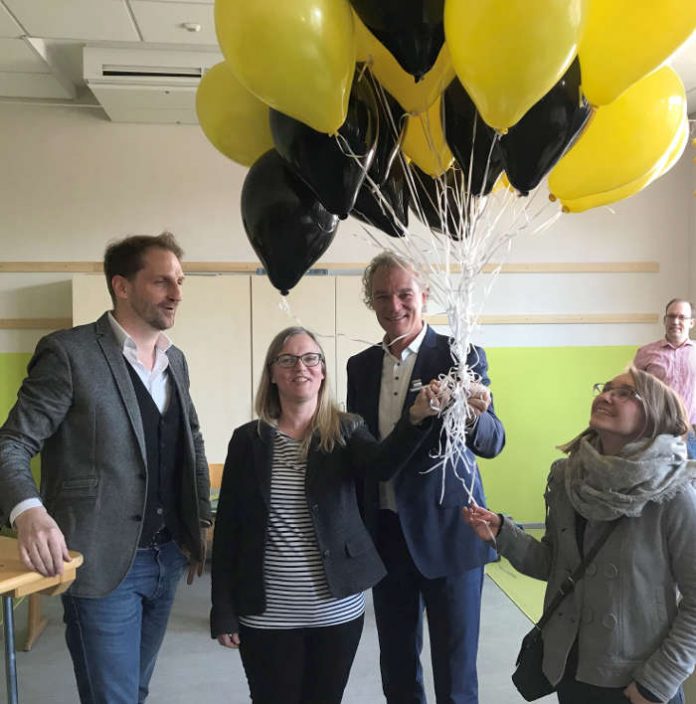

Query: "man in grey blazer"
left=0, top=232, right=211, bottom=703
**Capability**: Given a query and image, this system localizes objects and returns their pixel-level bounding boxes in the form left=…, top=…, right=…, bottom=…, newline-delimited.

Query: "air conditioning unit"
left=83, top=46, right=222, bottom=124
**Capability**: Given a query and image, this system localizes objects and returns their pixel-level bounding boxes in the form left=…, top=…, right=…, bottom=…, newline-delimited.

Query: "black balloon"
left=350, top=0, right=444, bottom=80
left=270, top=73, right=378, bottom=219
left=410, top=164, right=465, bottom=238
left=241, top=149, right=339, bottom=295
left=501, top=58, right=591, bottom=195
left=367, top=71, right=408, bottom=186
left=443, top=79, right=504, bottom=197
left=352, top=159, right=410, bottom=238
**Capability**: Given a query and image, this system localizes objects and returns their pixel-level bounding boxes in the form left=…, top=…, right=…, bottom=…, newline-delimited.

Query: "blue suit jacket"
left=346, top=326, right=505, bottom=578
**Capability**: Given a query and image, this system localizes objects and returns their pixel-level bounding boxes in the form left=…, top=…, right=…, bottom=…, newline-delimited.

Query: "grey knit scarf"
left=564, top=434, right=696, bottom=521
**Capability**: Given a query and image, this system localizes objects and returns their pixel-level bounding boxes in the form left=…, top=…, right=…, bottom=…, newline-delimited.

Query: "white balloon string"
left=338, top=77, right=562, bottom=502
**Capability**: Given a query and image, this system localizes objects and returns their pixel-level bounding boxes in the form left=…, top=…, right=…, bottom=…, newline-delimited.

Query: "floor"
left=3, top=572, right=556, bottom=704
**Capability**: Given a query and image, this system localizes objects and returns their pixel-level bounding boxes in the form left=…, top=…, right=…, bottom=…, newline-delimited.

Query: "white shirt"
left=10, top=313, right=173, bottom=524
left=377, top=324, right=428, bottom=512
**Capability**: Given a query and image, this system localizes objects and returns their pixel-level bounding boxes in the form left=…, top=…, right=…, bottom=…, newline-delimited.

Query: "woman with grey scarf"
left=463, top=367, right=696, bottom=704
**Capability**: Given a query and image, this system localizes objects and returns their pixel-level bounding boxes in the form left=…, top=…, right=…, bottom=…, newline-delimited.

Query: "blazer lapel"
left=254, top=422, right=273, bottom=506
left=362, top=345, right=384, bottom=437
left=403, top=326, right=442, bottom=411
left=95, top=313, right=147, bottom=466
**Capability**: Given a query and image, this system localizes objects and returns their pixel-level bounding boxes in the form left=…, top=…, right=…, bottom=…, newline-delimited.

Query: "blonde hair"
left=560, top=366, right=690, bottom=456
left=255, top=326, right=355, bottom=454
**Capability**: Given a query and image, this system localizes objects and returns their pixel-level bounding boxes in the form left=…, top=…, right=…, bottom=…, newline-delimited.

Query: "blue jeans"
left=62, top=541, right=188, bottom=704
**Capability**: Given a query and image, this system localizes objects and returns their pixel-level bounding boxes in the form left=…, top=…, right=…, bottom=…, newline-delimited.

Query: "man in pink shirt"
left=634, top=298, right=696, bottom=457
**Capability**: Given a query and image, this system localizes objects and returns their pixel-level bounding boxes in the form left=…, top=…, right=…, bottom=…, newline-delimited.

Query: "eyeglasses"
left=273, top=352, right=324, bottom=368
left=665, top=314, right=692, bottom=322
left=592, top=382, right=642, bottom=402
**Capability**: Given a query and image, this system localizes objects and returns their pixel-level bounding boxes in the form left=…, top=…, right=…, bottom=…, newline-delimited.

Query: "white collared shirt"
left=377, top=324, right=428, bottom=512
left=107, top=312, right=173, bottom=414
left=10, top=313, right=174, bottom=525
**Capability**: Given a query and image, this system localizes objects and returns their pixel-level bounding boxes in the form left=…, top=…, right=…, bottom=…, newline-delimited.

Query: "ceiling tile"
left=0, top=38, right=50, bottom=73
left=0, top=71, right=73, bottom=98
left=3, top=0, right=139, bottom=42
left=0, top=3, right=24, bottom=37
left=130, top=1, right=216, bottom=45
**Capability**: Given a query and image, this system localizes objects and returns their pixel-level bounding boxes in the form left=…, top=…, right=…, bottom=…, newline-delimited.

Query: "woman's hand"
left=461, top=505, right=501, bottom=541
left=217, top=633, right=241, bottom=648
left=409, top=380, right=450, bottom=425
left=623, top=682, right=662, bottom=704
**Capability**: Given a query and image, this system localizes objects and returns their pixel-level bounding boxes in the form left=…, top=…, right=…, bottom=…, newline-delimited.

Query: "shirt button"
left=322, top=550, right=330, bottom=558
left=156, top=507, right=164, bottom=515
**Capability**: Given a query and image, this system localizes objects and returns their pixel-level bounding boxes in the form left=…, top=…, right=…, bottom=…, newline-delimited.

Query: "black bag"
left=510, top=519, right=622, bottom=701
left=512, top=627, right=555, bottom=701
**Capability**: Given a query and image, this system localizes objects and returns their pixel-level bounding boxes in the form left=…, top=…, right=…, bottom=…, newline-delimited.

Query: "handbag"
left=511, top=518, right=622, bottom=701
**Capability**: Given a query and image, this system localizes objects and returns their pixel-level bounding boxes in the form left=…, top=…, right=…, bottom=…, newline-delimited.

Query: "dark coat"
left=346, top=326, right=506, bottom=578
left=210, top=413, right=430, bottom=637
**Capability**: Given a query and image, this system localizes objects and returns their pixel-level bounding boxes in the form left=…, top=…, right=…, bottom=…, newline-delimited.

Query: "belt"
left=146, top=526, right=172, bottom=548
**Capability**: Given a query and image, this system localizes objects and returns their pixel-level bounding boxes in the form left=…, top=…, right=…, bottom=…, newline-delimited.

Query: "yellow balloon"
left=195, top=62, right=274, bottom=167
left=549, top=67, right=687, bottom=209
left=215, top=0, right=355, bottom=134
left=401, top=98, right=453, bottom=177
left=579, top=1, right=696, bottom=106
left=354, top=13, right=455, bottom=115
left=558, top=116, right=690, bottom=212
left=444, top=0, right=586, bottom=131
left=492, top=172, right=514, bottom=195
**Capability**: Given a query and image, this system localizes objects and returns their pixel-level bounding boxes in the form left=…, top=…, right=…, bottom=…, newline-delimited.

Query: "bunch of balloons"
left=197, top=0, right=694, bottom=294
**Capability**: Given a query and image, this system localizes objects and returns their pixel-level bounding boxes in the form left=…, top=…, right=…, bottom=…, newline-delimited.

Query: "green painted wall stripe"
left=480, top=345, right=637, bottom=522
left=0, top=352, right=40, bottom=484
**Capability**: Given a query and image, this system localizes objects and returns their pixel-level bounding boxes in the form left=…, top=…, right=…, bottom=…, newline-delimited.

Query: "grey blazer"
left=497, top=459, right=696, bottom=702
left=0, top=313, right=211, bottom=597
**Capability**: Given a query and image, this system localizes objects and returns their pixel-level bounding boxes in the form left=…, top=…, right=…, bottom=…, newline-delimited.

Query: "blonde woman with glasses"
left=463, top=367, right=696, bottom=704
left=211, top=326, right=442, bottom=704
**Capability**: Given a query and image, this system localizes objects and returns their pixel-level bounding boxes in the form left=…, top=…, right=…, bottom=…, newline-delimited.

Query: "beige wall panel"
left=251, top=277, right=336, bottom=408
left=72, top=274, right=251, bottom=463
left=335, top=276, right=383, bottom=409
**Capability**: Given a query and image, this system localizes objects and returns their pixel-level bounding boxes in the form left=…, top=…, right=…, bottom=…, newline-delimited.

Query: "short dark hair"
left=665, top=298, right=694, bottom=316
left=104, top=232, right=183, bottom=303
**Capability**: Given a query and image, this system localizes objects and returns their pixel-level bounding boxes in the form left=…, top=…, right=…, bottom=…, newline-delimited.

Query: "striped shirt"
left=239, top=431, right=365, bottom=629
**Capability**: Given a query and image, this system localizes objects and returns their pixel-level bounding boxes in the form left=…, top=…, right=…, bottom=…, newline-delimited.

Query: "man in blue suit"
left=347, top=251, right=505, bottom=704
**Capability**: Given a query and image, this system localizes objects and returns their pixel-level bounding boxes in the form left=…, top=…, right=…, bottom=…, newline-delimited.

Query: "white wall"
left=0, top=102, right=694, bottom=352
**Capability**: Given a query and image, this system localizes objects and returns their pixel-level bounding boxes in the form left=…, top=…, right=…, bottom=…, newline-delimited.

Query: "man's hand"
left=14, top=506, right=70, bottom=576
left=466, top=383, right=491, bottom=422
left=186, top=525, right=209, bottom=585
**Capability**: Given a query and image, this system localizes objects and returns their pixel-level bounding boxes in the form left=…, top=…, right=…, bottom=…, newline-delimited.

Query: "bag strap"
left=535, top=517, right=622, bottom=631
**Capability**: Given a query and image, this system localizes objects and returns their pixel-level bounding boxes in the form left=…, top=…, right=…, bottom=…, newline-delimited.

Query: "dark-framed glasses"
left=273, top=352, right=324, bottom=368
left=592, top=382, right=642, bottom=402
